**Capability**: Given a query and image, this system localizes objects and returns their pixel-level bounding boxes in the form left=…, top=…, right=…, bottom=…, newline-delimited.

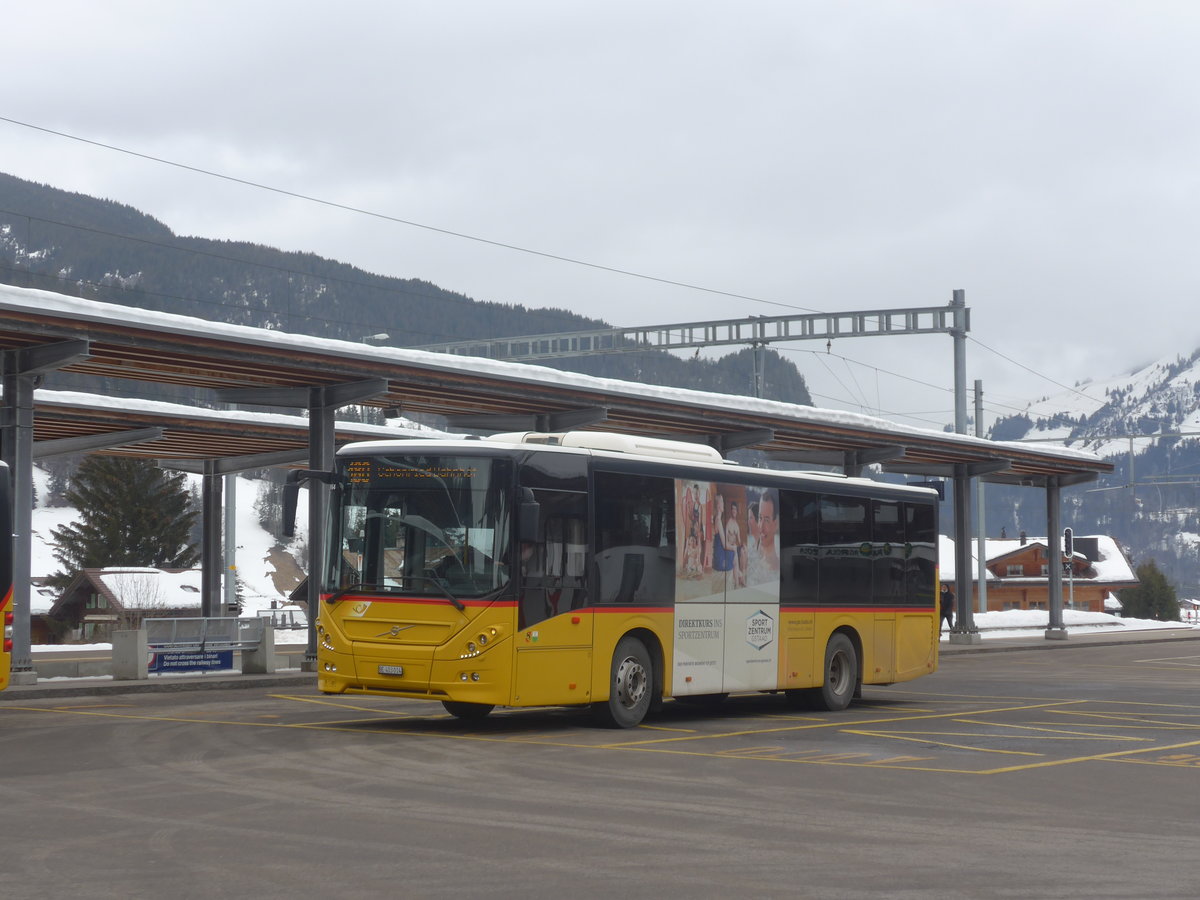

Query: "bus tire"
left=442, top=700, right=494, bottom=720
left=594, top=636, right=653, bottom=728
left=815, top=632, right=857, bottom=711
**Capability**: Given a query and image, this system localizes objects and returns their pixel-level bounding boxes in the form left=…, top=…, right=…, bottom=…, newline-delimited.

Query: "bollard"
left=241, top=622, right=276, bottom=675
left=112, top=628, right=149, bottom=680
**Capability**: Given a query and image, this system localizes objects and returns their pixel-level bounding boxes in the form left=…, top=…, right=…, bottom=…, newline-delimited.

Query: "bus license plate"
left=378, top=665, right=405, bottom=676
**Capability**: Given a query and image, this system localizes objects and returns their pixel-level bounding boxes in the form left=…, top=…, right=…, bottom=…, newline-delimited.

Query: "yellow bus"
left=307, top=431, right=939, bottom=727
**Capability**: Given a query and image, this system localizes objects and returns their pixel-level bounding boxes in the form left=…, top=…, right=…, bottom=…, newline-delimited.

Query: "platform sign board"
left=149, top=649, right=234, bottom=673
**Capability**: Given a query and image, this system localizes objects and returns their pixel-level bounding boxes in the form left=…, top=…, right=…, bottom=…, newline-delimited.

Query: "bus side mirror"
left=282, top=479, right=300, bottom=538
left=281, top=469, right=344, bottom=538
left=518, top=488, right=540, bottom=543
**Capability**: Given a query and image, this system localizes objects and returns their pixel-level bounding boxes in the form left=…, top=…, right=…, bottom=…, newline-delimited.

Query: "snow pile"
left=950, top=607, right=1197, bottom=640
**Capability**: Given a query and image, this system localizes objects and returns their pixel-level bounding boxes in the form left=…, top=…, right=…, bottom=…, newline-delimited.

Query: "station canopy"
left=0, top=284, right=1112, bottom=485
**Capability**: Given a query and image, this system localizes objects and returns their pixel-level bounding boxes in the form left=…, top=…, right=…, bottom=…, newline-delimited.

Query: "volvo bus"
left=302, top=431, right=939, bottom=727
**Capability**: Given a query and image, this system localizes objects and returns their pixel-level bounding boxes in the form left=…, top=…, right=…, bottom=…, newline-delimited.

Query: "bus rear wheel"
left=593, top=636, right=653, bottom=728
left=786, top=633, right=858, bottom=712
left=815, top=633, right=857, bottom=711
left=442, top=700, right=494, bottom=720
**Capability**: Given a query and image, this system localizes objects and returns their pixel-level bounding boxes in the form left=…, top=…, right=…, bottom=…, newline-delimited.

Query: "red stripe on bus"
left=592, top=606, right=672, bottom=614
left=777, top=607, right=936, bottom=614
left=321, top=594, right=517, bottom=608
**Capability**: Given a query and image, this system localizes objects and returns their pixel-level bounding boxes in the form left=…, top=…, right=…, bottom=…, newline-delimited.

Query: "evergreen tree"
left=48, top=456, right=200, bottom=589
left=1118, top=559, right=1180, bottom=621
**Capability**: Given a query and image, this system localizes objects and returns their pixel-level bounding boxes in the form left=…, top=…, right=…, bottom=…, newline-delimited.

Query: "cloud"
left=5, top=0, right=1200, bottom=428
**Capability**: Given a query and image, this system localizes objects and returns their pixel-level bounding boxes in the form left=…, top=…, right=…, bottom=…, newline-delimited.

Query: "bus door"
left=871, top=498, right=906, bottom=683
left=513, top=479, right=593, bottom=707
left=895, top=501, right=939, bottom=679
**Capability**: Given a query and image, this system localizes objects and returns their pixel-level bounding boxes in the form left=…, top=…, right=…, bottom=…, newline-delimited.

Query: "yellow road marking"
left=8, top=691, right=1200, bottom=777
left=600, top=700, right=1084, bottom=748
left=1044, top=710, right=1200, bottom=728
left=633, top=723, right=699, bottom=733
left=844, top=730, right=1042, bottom=757
left=717, top=745, right=787, bottom=756
left=980, top=736, right=1200, bottom=774
left=267, top=693, right=418, bottom=715
left=950, top=719, right=1149, bottom=741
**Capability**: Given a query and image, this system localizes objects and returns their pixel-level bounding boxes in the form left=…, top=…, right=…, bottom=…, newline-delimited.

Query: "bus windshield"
left=329, top=455, right=513, bottom=601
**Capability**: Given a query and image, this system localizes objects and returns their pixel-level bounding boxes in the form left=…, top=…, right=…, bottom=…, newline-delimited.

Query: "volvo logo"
left=376, top=624, right=417, bottom=638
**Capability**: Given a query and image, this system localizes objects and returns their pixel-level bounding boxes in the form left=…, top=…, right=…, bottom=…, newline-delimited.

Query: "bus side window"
left=904, top=502, right=937, bottom=606
left=593, top=471, right=675, bottom=605
left=872, top=499, right=906, bottom=604
left=518, top=491, right=588, bottom=628
left=819, top=495, right=871, bottom=606
left=780, top=490, right=819, bottom=605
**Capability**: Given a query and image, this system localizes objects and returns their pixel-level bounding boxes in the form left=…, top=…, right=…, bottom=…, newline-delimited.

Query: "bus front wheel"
left=442, top=700, right=494, bottom=720
left=594, top=636, right=653, bottom=728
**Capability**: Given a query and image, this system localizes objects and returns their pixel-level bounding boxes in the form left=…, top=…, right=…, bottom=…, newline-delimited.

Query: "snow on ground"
left=946, top=608, right=1198, bottom=640
left=32, top=464, right=309, bottom=640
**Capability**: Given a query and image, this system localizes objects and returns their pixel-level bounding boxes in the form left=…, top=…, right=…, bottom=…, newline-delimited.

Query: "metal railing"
left=144, top=617, right=266, bottom=653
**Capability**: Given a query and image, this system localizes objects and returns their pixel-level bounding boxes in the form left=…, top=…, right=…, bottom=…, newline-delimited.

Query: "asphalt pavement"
left=4, top=625, right=1196, bottom=702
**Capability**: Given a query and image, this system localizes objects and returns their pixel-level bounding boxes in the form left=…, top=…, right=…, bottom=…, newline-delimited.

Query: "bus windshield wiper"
left=406, top=576, right=466, bottom=612
left=324, top=582, right=389, bottom=604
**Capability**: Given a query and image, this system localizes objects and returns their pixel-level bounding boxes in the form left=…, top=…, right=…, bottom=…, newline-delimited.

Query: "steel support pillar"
left=200, top=462, right=223, bottom=618
left=1, top=340, right=91, bottom=684
left=217, top=379, right=387, bottom=672
left=752, top=342, right=765, bottom=399
left=224, top=473, right=238, bottom=614
left=951, top=290, right=968, bottom=434
left=307, top=402, right=336, bottom=669
left=949, top=463, right=981, bottom=643
left=974, top=380, right=989, bottom=614
left=1045, top=476, right=1068, bottom=640
left=947, top=293, right=981, bottom=644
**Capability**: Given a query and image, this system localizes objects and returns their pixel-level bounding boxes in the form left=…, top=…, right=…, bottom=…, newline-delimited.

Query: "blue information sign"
left=149, top=650, right=235, bottom=673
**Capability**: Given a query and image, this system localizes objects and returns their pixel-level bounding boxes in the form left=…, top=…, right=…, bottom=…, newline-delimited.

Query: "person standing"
left=939, top=583, right=955, bottom=631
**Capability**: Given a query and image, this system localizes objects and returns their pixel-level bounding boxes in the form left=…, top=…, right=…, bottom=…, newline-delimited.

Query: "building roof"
left=940, top=534, right=1137, bottom=585
left=52, top=567, right=203, bottom=615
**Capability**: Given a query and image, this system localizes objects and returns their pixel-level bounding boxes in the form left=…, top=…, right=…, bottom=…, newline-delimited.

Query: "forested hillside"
left=0, top=172, right=811, bottom=406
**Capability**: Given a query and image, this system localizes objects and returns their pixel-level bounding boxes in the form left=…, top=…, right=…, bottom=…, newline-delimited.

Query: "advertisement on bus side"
left=673, top=479, right=780, bottom=695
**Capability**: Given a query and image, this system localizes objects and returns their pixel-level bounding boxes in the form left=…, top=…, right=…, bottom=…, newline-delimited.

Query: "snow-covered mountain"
left=987, top=348, right=1200, bottom=596
left=990, top=348, right=1200, bottom=458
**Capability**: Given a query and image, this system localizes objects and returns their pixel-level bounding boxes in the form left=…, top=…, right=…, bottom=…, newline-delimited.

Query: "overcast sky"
left=4, top=1, right=1199, bottom=433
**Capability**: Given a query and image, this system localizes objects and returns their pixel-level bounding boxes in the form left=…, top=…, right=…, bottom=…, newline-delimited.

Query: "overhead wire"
left=0, top=206, right=603, bottom=344
left=968, top=335, right=1109, bottom=405
left=1, top=114, right=1119, bottom=426
left=0, top=115, right=824, bottom=316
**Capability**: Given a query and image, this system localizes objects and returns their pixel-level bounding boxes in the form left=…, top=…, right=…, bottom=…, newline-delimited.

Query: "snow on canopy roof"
left=0, top=284, right=1106, bottom=471
left=32, top=388, right=445, bottom=439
